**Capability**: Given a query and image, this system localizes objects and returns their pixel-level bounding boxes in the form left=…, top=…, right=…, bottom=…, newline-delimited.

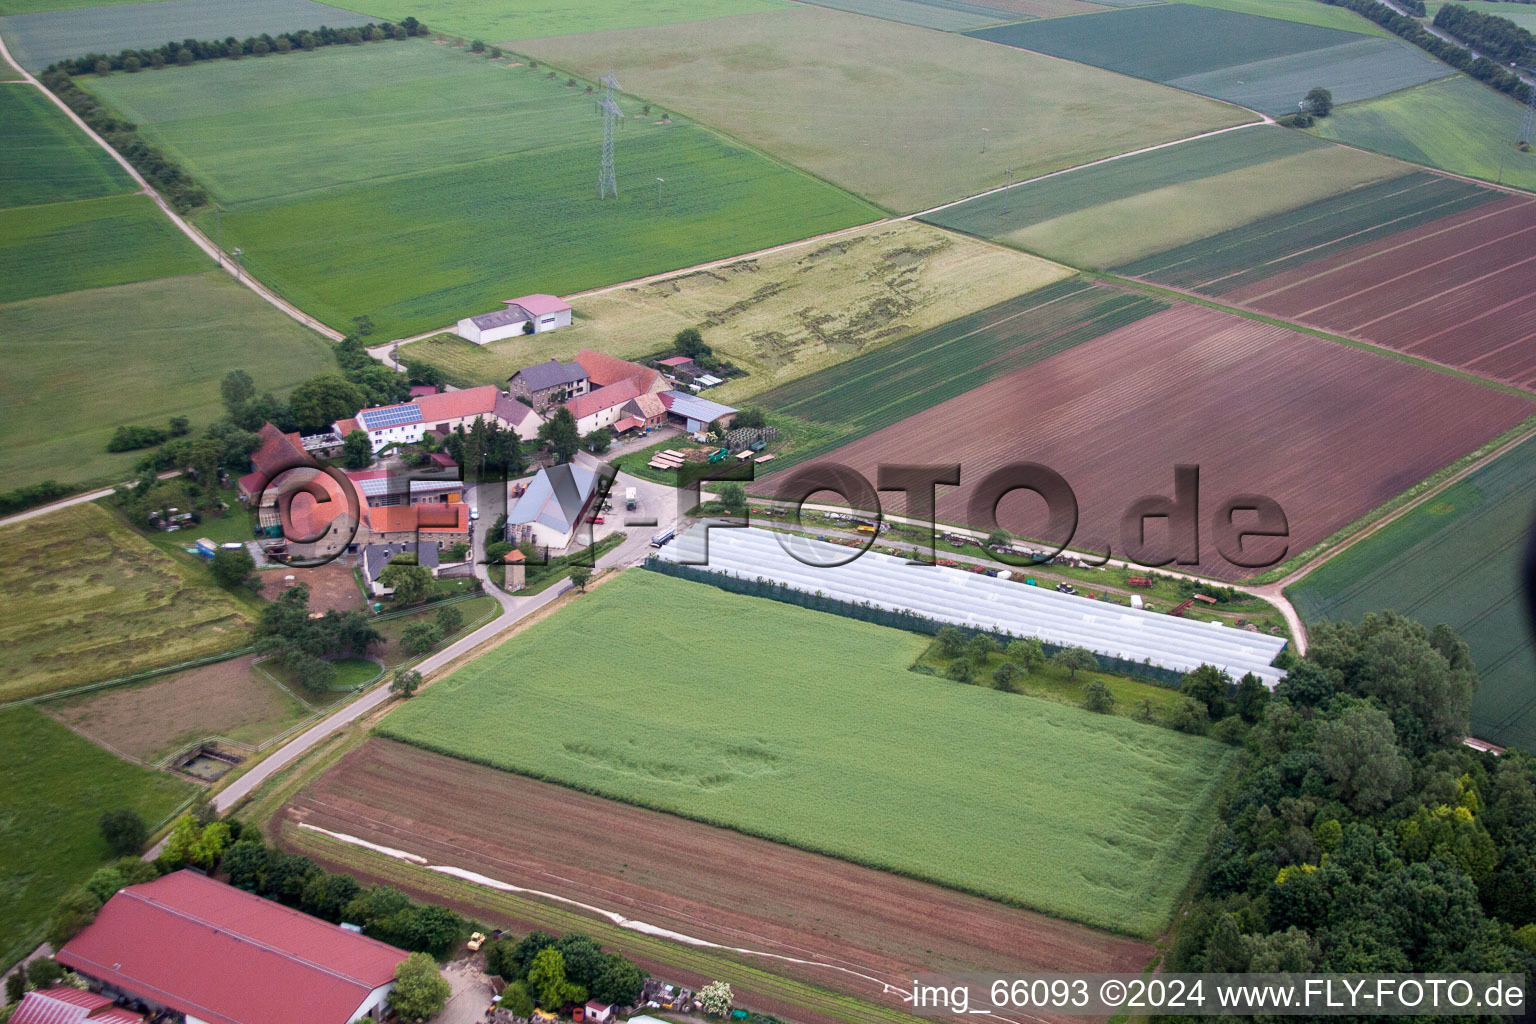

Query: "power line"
left=598, top=69, right=622, bottom=199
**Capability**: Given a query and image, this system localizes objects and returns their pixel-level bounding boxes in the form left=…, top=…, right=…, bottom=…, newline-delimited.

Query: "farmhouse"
left=566, top=379, right=641, bottom=434
left=456, top=295, right=573, bottom=344
left=56, top=870, right=409, bottom=1024
left=362, top=541, right=441, bottom=595
left=10, top=986, right=144, bottom=1024
left=236, top=422, right=311, bottom=503
left=506, top=463, right=603, bottom=550
left=508, top=358, right=590, bottom=411
left=659, top=391, right=739, bottom=432
left=575, top=349, right=667, bottom=395
left=342, top=386, right=541, bottom=452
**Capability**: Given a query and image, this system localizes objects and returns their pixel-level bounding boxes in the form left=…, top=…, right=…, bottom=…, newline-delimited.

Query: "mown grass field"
left=0, top=502, right=254, bottom=701
left=1116, top=171, right=1499, bottom=290
left=347, top=0, right=788, bottom=42
left=0, top=270, right=335, bottom=489
left=0, top=194, right=207, bottom=303
left=1310, top=77, right=1536, bottom=194
left=1288, top=435, right=1536, bottom=752
left=923, top=126, right=1409, bottom=267
left=0, top=707, right=195, bottom=971
left=0, top=0, right=369, bottom=70
left=1176, top=0, right=1394, bottom=36
left=380, top=571, right=1235, bottom=937
left=400, top=221, right=1071, bottom=397
left=518, top=6, right=1252, bottom=213
left=85, top=41, right=877, bottom=338
left=968, top=4, right=1449, bottom=115
left=0, top=85, right=132, bottom=207
left=756, top=279, right=1166, bottom=468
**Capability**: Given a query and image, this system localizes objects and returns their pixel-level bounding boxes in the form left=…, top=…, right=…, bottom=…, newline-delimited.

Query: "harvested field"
left=517, top=7, right=1251, bottom=213
left=1310, top=76, right=1536, bottom=197
left=1288, top=433, right=1536, bottom=751
left=778, top=304, right=1534, bottom=580
left=287, top=739, right=1152, bottom=1019
left=1121, top=173, right=1536, bottom=388
left=44, top=653, right=313, bottom=762
left=0, top=84, right=132, bottom=208
left=0, top=0, right=370, bottom=71
left=258, top=561, right=364, bottom=614
left=756, top=278, right=1167, bottom=467
left=0, top=502, right=254, bottom=701
left=341, top=0, right=788, bottom=42
left=922, top=126, right=1410, bottom=267
left=401, top=221, right=1073, bottom=399
left=967, top=4, right=1448, bottom=114
left=380, top=571, right=1235, bottom=937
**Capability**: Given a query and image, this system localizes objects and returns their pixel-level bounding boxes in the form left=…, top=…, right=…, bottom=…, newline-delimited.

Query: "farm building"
left=656, top=526, right=1287, bottom=685
left=659, top=391, right=738, bottom=432
left=10, top=986, right=144, bottom=1024
left=361, top=541, right=441, bottom=595
left=583, top=1002, right=615, bottom=1023
left=566, top=380, right=641, bottom=434
left=56, top=870, right=409, bottom=1024
left=236, top=422, right=312, bottom=503
left=616, top=392, right=668, bottom=434
left=456, top=295, right=573, bottom=343
left=341, top=386, right=541, bottom=452
left=575, top=349, right=667, bottom=395
left=508, top=358, right=590, bottom=410
left=656, top=355, right=698, bottom=376
left=507, top=463, right=604, bottom=550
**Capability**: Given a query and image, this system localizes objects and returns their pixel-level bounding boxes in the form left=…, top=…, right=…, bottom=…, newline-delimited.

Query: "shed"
left=584, top=1002, right=615, bottom=1023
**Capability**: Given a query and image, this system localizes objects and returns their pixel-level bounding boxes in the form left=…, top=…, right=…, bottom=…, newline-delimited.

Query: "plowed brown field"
left=285, top=740, right=1150, bottom=1021
left=1219, top=196, right=1536, bottom=388
left=788, top=304, right=1532, bottom=580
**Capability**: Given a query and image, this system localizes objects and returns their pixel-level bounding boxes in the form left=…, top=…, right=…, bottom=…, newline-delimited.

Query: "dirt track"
left=285, top=740, right=1151, bottom=1019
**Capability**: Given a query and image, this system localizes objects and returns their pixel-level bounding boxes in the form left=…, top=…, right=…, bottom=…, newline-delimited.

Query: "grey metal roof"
left=513, top=359, right=589, bottom=392
left=661, top=390, right=737, bottom=423
left=469, top=304, right=533, bottom=330
left=361, top=541, right=440, bottom=583
left=658, top=526, right=1288, bottom=685
left=508, top=463, right=600, bottom=535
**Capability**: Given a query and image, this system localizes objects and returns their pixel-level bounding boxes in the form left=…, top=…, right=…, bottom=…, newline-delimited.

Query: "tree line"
left=1434, top=3, right=1536, bottom=64
left=1317, top=0, right=1533, bottom=102
left=1160, top=613, right=1536, bottom=986
left=482, top=930, right=648, bottom=1015
left=43, top=17, right=428, bottom=77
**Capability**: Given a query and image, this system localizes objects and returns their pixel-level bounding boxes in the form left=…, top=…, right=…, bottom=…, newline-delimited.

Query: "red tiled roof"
left=239, top=423, right=312, bottom=498
left=575, top=349, right=661, bottom=393
left=508, top=293, right=571, bottom=316
left=10, top=987, right=140, bottom=1024
left=409, top=384, right=439, bottom=397
left=566, top=380, right=638, bottom=422
left=611, top=416, right=643, bottom=434
left=57, top=872, right=406, bottom=1024
left=283, top=473, right=353, bottom=538
left=656, top=356, right=693, bottom=367
left=365, top=503, right=468, bottom=535
left=335, top=417, right=359, bottom=436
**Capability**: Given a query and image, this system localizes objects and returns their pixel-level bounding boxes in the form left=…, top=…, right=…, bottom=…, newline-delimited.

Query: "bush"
left=1081, top=680, right=1116, bottom=713
left=210, top=546, right=256, bottom=588
left=99, top=808, right=147, bottom=855
left=107, top=425, right=169, bottom=452
left=944, top=659, right=972, bottom=683
left=401, top=621, right=444, bottom=655
left=992, top=661, right=1022, bottom=692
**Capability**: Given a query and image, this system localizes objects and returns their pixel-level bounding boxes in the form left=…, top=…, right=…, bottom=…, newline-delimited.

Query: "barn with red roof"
left=56, top=871, right=408, bottom=1024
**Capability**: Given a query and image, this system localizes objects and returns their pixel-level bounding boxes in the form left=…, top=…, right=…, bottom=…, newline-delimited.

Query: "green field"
left=0, top=0, right=164, bottom=13
left=346, top=0, right=788, bottom=42
left=1311, top=76, right=1536, bottom=194
left=380, top=571, right=1235, bottom=937
left=756, top=279, right=1165, bottom=467
left=967, top=4, right=1449, bottom=115
left=0, top=502, right=255, bottom=701
left=519, top=6, right=1251, bottom=213
left=0, top=85, right=132, bottom=207
left=1176, top=0, right=1394, bottom=36
left=1288, top=435, right=1536, bottom=751
left=923, top=126, right=1410, bottom=267
left=786, top=0, right=1013, bottom=30
left=0, top=0, right=369, bottom=71
left=84, top=41, right=876, bottom=338
left=0, top=194, right=207, bottom=302
left=0, top=270, right=335, bottom=489
left=1117, top=171, right=1499, bottom=290
left=1423, top=0, right=1536, bottom=30
left=0, top=706, right=194, bottom=971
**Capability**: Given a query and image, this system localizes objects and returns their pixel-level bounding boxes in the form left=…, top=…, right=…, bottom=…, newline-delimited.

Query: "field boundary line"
left=0, top=644, right=258, bottom=713
left=0, top=33, right=343, bottom=343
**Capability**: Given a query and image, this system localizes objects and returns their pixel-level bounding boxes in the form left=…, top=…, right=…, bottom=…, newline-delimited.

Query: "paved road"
left=211, top=466, right=671, bottom=814
left=0, top=472, right=181, bottom=529
left=1377, top=0, right=1535, bottom=88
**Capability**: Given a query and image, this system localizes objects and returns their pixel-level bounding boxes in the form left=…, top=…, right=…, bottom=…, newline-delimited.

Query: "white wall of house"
left=574, top=402, right=627, bottom=435
left=456, top=318, right=528, bottom=345
left=348, top=982, right=395, bottom=1023
left=531, top=308, right=572, bottom=333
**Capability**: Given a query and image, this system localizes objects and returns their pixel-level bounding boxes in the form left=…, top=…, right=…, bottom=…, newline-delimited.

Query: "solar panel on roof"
left=360, top=403, right=423, bottom=429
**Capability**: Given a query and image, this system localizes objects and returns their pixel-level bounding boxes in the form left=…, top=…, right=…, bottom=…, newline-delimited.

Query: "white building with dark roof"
left=507, top=463, right=604, bottom=551
left=456, top=295, right=573, bottom=344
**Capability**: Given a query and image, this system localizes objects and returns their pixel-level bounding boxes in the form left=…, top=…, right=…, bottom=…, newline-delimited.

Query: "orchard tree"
left=380, top=562, right=432, bottom=605
left=1007, top=638, right=1046, bottom=672
left=390, top=953, right=450, bottom=1020
left=400, top=621, right=443, bottom=655
left=390, top=668, right=422, bottom=698
left=342, top=430, right=373, bottom=469
left=1053, top=646, right=1098, bottom=680
left=699, top=980, right=734, bottom=1017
